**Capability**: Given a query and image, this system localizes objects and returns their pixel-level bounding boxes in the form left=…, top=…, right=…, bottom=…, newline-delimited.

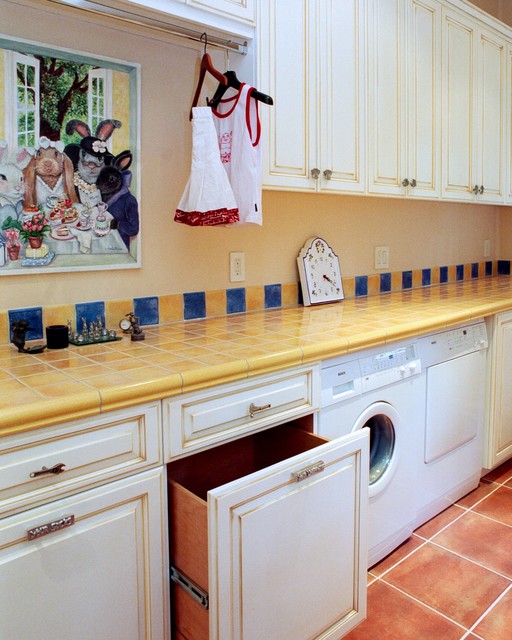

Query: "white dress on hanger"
left=175, top=106, right=239, bottom=226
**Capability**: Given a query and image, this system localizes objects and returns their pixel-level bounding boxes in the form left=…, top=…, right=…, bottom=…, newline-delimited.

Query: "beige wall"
left=0, top=0, right=508, bottom=312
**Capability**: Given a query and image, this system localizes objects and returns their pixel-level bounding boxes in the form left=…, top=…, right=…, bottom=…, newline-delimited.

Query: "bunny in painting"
left=0, top=141, right=32, bottom=232
left=22, top=136, right=78, bottom=210
left=64, top=119, right=121, bottom=207
left=96, top=150, right=139, bottom=250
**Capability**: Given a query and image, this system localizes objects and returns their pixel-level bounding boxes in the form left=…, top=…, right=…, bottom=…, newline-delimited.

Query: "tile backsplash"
left=1, top=260, right=506, bottom=345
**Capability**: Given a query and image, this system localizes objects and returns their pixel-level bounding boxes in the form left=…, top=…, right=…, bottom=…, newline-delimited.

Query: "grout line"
left=464, top=581, right=512, bottom=638
left=378, top=577, right=470, bottom=634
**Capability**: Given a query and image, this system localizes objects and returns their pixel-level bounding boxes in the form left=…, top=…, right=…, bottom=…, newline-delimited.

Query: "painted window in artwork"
left=5, top=51, right=40, bottom=148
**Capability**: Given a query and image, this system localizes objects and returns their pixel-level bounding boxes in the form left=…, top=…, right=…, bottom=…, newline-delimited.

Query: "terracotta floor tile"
left=456, top=480, right=500, bottom=509
left=472, top=487, right=512, bottom=527
left=414, top=504, right=466, bottom=540
left=432, top=511, right=512, bottom=578
left=482, top=459, right=512, bottom=484
left=342, top=581, right=463, bottom=640
left=369, top=534, right=425, bottom=577
left=383, top=543, right=510, bottom=628
left=473, top=586, right=512, bottom=640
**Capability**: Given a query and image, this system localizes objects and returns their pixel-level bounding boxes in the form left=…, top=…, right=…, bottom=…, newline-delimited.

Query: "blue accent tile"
left=264, top=284, right=282, bottom=309
left=184, top=291, right=206, bottom=320
left=422, top=269, right=431, bottom=287
left=75, top=301, right=105, bottom=332
left=485, top=261, right=493, bottom=276
left=498, top=260, right=511, bottom=275
left=134, top=296, right=159, bottom=326
left=8, top=307, right=43, bottom=342
left=227, top=288, right=246, bottom=314
left=355, top=276, right=368, bottom=297
left=440, top=266, right=448, bottom=283
left=456, top=264, right=464, bottom=281
left=402, top=271, right=412, bottom=290
left=380, top=273, right=392, bottom=293
left=471, top=263, right=479, bottom=279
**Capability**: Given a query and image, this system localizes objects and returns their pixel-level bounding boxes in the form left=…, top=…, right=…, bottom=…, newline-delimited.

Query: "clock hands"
left=323, top=274, right=336, bottom=286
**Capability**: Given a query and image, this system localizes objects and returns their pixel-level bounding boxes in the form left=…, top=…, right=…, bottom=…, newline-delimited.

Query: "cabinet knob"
left=479, top=185, right=485, bottom=194
left=311, top=168, right=320, bottom=180
left=410, top=179, right=417, bottom=187
left=473, top=184, right=480, bottom=195
left=402, top=178, right=410, bottom=187
left=323, top=169, right=333, bottom=180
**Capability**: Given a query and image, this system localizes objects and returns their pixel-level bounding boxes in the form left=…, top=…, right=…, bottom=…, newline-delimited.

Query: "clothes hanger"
left=189, top=33, right=228, bottom=120
left=208, top=46, right=274, bottom=110
left=208, top=70, right=274, bottom=109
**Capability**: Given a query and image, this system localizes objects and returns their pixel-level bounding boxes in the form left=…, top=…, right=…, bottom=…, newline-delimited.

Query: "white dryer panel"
left=424, top=350, right=486, bottom=463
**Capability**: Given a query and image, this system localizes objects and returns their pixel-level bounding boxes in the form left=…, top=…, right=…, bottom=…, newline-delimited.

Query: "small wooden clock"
left=297, top=237, right=344, bottom=306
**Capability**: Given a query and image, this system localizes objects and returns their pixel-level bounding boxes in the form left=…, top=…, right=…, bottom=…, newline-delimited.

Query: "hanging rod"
left=48, top=0, right=248, bottom=54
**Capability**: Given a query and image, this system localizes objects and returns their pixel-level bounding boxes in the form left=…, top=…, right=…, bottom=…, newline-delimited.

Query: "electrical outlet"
left=230, top=252, right=245, bottom=282
left=484, top=239, right=491, bottom=258
left=374, top=246, right=390, bottom=270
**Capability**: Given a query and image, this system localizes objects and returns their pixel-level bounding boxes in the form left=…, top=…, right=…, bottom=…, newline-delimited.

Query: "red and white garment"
left=211, top=83, right=262, bottom=225
left=175, top=106, right=239, bottom=226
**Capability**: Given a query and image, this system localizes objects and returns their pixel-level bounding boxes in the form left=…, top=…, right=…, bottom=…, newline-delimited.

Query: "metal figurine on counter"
left=119, top=312, right=145, bottom=341
left=68, top=315, right=119, bottom=346
left=11, top=319, right=46, bottom=353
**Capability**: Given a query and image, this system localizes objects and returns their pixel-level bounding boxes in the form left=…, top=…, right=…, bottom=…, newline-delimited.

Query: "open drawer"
left=167, top=420, right=369, bottom=640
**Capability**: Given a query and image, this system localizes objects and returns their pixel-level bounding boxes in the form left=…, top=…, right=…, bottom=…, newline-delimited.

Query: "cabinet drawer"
left=0, top=402, right=162, bottom=517
left=167, top=421, right=368, bottom=640
left=163, top=365, right=320, bottom=458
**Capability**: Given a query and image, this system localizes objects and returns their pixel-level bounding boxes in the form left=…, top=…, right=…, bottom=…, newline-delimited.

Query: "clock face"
left=297, top=237, right=344, bottom=306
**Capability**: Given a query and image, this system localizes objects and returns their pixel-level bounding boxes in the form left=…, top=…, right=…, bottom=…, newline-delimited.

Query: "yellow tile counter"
left=2, top=275, right=512, bottom=437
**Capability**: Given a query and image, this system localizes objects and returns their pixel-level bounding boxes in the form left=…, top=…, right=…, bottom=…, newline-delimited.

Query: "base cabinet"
left=168, top=423, right=369, bottom=640
left=0, top=468, right=169, bottom=640
left=485, top=312, right=512, bottom=469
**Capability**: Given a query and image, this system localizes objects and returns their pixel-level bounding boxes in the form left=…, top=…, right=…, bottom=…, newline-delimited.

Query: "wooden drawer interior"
left=168, top=417, right=321, bottom=639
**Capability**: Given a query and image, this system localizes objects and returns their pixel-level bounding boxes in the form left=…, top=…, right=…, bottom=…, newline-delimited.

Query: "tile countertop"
left=2, top=275, right=512, bottom=438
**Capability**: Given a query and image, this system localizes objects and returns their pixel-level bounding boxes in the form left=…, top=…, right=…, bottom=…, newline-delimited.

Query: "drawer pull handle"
left=27, top=515, right=75, bottom=541
left=249, top=402, right=271, bottom=418
left=30, top=462, right=66, bottom=478
left=292, top=460, right=325, bottom=483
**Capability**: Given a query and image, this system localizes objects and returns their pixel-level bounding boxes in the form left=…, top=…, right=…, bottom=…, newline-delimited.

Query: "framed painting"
left=0, top=34, right=141, bottom=275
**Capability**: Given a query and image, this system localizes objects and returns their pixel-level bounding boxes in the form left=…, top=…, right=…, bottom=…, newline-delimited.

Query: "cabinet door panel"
left=442, top=9, right=476, bottom=201
left=478, top=28, right=506, bottom=203
left=368, top=0, right=407, bottom=195
left=485, top=313, right=512, bottom=469
left=259, top=0, right=316, bottom=190
left=0, top=469, right=168, bottom=640
left=318, top=0, right=366, bottom=193
left=208, top=429, right=369, bottom=640
left=408, top=0, right=441, bottom=198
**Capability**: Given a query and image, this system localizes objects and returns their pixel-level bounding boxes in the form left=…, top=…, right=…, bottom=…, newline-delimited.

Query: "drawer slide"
left=171, top=566, right=209, bottom=610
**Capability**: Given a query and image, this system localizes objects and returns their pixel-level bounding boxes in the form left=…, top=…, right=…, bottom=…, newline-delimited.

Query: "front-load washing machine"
left=317, top=341, right=424, bottom=568
left=415, top=321, right=488, bottom=528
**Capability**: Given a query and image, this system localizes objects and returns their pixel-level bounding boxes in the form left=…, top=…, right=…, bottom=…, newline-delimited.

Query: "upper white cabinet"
left=186, top=0, right=254, bottom=24
left=66, top=0, right=255, bottom=39
left=258, top=0, right=366, bottom=194
left=258, top=0, right=512, bottom=205
left=441, top=7, right=506, bottom=204
left=367, top=0, right=442, bottom=198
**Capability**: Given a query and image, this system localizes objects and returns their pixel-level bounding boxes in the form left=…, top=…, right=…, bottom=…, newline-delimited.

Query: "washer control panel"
left=359, top=344, right=421, bottom=393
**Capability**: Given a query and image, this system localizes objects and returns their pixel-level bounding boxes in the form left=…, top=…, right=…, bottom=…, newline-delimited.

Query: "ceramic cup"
left=46, top=324, right=69, bottom=349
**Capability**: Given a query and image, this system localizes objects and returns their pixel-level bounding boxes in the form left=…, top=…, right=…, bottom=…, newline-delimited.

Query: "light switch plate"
left=375, top=246, right=390, bottom=270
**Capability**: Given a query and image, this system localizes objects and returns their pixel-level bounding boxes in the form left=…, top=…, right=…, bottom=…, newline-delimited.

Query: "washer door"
left=353, top=402, right=400, bottom=498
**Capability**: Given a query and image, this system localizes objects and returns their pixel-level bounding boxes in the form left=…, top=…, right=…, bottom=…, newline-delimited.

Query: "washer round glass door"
left=353, top=402, right=401, bottom=498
